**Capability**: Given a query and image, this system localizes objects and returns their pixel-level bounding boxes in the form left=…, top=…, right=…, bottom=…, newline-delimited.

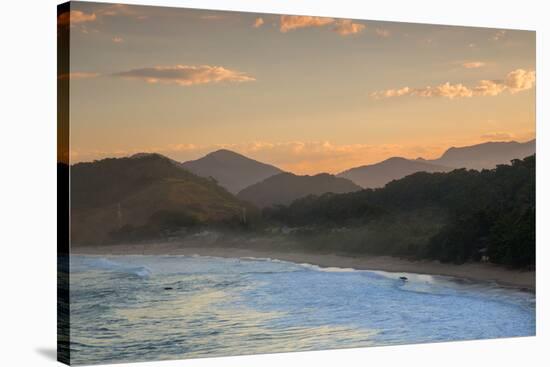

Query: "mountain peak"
left=207, top=149, right=245, bottom=158
left=182, top=150, right=283, bottom=194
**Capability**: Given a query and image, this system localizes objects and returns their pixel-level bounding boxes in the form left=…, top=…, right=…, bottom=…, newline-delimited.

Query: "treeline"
left=264, top=155, right=535, bottom=268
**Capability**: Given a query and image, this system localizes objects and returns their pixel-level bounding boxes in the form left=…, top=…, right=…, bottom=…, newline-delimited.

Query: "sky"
left=61, top=2, right=536, bottom=174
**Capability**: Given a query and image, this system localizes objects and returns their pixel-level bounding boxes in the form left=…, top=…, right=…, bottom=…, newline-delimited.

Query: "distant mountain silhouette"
left=338, top=157, right=450, bottom=189
left=426, top=139, right=535, bottom=170
left=238, top=172, right=362, bottom=208
left=182, top=149, right=283, bottom=194
left=70, top=154, right=253, bottom=245
left=337, top=140, right=535, bottom=188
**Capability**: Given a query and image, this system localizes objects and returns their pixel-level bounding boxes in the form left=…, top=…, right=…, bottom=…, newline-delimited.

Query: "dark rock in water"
left=399, top=276, right=408, bottom=281
left=164, top=287, right=173, bottom=290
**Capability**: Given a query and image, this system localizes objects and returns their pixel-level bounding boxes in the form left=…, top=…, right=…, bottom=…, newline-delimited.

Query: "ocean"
left=69, top=255, right=535, bottom=365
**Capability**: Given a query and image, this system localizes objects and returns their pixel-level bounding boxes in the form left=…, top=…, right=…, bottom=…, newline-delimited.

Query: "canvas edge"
left=57, top=1, right=71, bottom=365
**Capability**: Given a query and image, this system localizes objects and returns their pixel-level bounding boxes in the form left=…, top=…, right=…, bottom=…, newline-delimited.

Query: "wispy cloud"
left=58, top=4, right=148, bottom=28
left=253, top=17, right=264, bottom=28
left=114, top=64, right=255, bottom=86
left=332, top=20, right=366, bottom=36
left=371, top=69, right=535, bottom=100
left=279, top=15, right=335, bottom=33
left=58, top=72, right=100, bottom=80
left=278, top=16, right=366, bottom=37
left=97, top=4, right=142, bottom=18
left=480, top=132, right=515, bottom=140
left=57, top=10, right=97, bottom=27
left=462, top=61, right=485, bottom=69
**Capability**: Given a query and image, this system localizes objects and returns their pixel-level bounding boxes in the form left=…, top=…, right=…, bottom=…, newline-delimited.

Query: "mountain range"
left=181, top=140, right=535, bottom=192
left=422, top=139, right=535, bottom=170
left=69, top=139, right=536, bottom=243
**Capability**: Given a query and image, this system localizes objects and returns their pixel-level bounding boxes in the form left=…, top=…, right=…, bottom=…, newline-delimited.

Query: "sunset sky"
left=62, top=2, right=536, bottom=174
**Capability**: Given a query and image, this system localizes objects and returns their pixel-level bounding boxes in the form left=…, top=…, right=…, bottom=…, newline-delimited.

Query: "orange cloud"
left=58, top=10, right=97, bottom=27
left=114, top=65, right=255, bottom=86
left=253, top=17, right=264, bottom=28
left=112, top=36, right=124, bottom=43
left=462, top=61, right=485, bottom=69
left=332, top=20, right=366, bottom=36
left=279, top=15, right=335, bottom=33
left=371, top=69, right=535, bottom=99
left=480, top=132, right=515, bottom=140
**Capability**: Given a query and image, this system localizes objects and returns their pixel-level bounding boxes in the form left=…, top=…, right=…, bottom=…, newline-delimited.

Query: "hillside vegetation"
left=70, top=154, right=255, bottom=245
left=265, top=155, right=535, bottom=268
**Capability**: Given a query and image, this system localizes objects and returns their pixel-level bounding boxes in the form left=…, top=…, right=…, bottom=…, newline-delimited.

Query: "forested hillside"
left=265, top=155, right=535, bottom=268
left=70, top=154, right=255, bottom=244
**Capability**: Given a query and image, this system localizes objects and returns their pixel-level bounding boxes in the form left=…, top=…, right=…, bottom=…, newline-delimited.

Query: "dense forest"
left=264, top=155, right=535, bottom=268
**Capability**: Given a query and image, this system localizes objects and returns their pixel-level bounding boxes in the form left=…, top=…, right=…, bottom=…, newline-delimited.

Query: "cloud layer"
left=279, top=15, right=335, bottom=33
left=71, top=141, right=455, bottom=175
left=253, top=17, right=264, bottom=28
left=58, top=10, right=97, bottom=26
left=114, top=65, right=255, bottom=86
left=371, top=69, right=535, bottom=99
left=332, top=20, right=366, bottom=35
left=480, top=132, right=515, bottom=140
left=278, top=16, right=366, bottom=36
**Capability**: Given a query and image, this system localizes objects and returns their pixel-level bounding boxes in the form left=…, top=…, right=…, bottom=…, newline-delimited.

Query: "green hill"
left=238, top=172, right=362, bottom=208
left=70, top=154, right=255, bottom=245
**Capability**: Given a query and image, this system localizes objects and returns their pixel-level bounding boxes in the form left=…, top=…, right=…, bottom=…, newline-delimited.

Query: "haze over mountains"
left=182, top=149, right=282, bottom=194
left=237, top=172, right=362, bottom=208
left=338, top=157, right=450, bottom=189
left=181, top=140, right=535, bottom=192
left=423, top=139, right=535, bottom=170
left=337, top=139, right=535, bottom=188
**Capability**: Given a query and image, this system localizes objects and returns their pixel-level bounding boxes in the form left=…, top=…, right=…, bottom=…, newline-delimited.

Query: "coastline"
left=72, top=242, right=535, bottom=292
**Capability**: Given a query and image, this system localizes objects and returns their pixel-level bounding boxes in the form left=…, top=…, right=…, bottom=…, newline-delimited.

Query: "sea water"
left=69, top=255, right=535, bottom=365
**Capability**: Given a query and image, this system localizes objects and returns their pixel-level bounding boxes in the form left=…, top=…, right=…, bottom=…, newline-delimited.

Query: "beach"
left=72, top=240, right=535, bottom=291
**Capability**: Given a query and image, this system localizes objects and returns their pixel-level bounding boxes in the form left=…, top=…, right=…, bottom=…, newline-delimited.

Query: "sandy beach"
left=73, top=241, right=535, bottom=292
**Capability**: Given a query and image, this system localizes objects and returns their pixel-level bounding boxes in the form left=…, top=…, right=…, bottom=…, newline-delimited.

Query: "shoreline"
left=72, top=242, right=535, bottom=292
